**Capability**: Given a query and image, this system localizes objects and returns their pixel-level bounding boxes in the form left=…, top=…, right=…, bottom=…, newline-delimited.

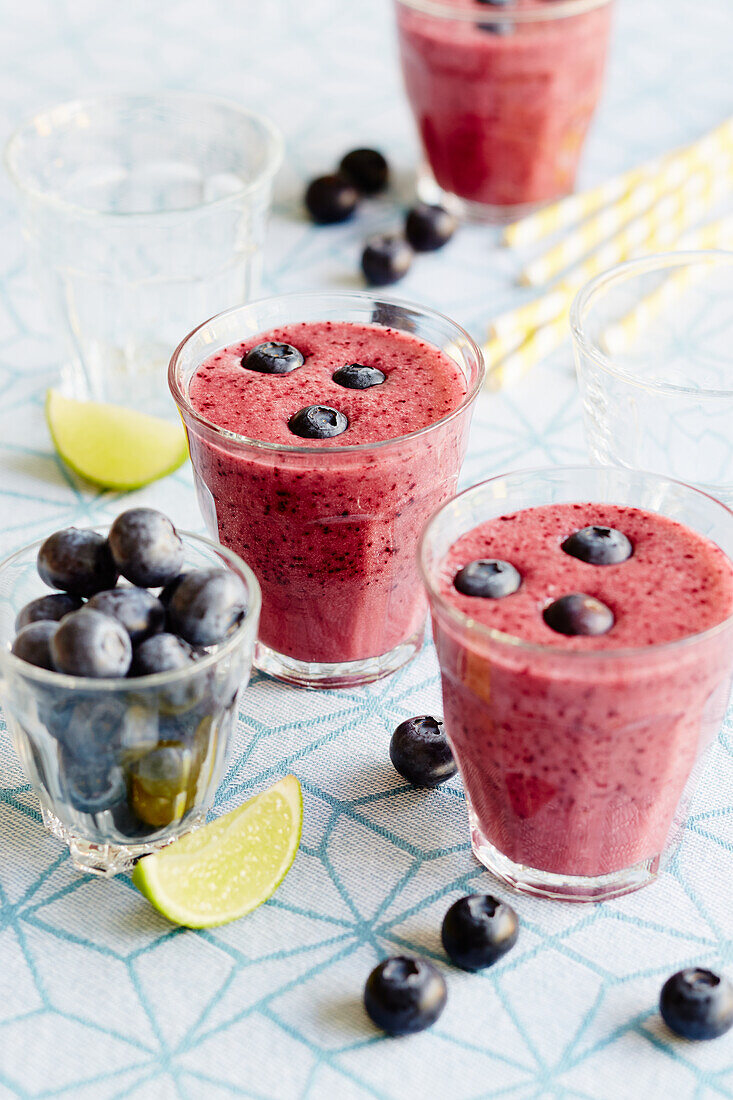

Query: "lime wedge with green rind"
left=132, top=775, right=302, bottom=928
left=46, top=389, right=188, bottom=491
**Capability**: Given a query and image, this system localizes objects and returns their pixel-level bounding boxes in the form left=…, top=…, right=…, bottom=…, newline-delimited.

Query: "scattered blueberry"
left=129, top=743, right=194, bottom=827
left=364, top=956, right=447, bottom=1036
left=11, top=621, right=58, bottom=671
left=389, top=715, right=456, bottom=788
left=166, top=569, right=248, bottom=647
left=405, top=203, right=457, bottom=252
left=543, top=593, right=614, bottom=637
left=453, top=559, right=521, bottom=599
left=288, top=405, right=349, bottom=440
left=15, top=593, right=83, bottom=631
left=441, top=894, right=519, bottom=971
left=339, top=148, right=389, bottom=195
left=108, top=508, right=184, bottom=588
left=88, top=587, right=165, bottom=646
left=131, top=632, right=198, bottom=676
left=332, top=363, right=386, bottom=389
left=660, top=969, right=733, bottom=1041
left=242, top=341, right=304, bottom=375
left=51, top=609, right=132, bottom=678
left=305, top=174, right=359, bottom=224
left=562, top=526, right=633, bottom=565
left=37, top=528, right=118, bottom=597
left=361, top=234, right=413, bottom=286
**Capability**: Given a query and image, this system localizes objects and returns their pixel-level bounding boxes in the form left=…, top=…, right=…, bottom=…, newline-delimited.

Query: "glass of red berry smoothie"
left=394, top=0, right=614, bottom=224
left=169, top=293, right=484, bottom=688
left=420, top=466, right=733, bottom=901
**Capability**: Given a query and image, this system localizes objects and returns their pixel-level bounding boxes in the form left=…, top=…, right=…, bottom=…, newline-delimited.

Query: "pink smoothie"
left=187, top=321, right=470, bottom=666
left=435, top=503, right=733, bottom=878
left=395, top=0, right=613, bottom=211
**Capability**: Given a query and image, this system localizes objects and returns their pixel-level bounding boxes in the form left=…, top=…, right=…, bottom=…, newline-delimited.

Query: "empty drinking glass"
left=5, top=93, right=283, bottom=417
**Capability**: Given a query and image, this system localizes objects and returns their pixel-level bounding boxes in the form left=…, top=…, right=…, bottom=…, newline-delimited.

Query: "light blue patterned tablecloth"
left=1, top=1, right=733, bottom=1096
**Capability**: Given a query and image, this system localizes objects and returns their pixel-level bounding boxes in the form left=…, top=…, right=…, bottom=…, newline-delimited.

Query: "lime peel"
left=132, top=775, right=302, bottom=928
left=46, top=389, right=188, bottom=491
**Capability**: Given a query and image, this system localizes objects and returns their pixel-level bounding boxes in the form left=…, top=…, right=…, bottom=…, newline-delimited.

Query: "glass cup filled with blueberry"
left=0, top=508, right=261, bottom=875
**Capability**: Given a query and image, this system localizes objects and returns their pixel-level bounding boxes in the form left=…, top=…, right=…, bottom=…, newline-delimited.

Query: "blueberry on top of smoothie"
left=476, top=0, right=515, bottom=33
left=543, top=593, right=614, bottom=637
left=562, top=526, right=633, bottom=565
left=332, top=363, right=386, bottom=390
left=242, top=342, right=305, bottom=375
left=454, top=559, right=521, bottom=599
left=288, top=405, right=349, bottom=439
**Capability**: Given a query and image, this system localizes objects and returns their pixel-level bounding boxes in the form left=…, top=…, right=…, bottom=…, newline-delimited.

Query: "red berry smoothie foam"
left=395, top=0, right=613, bottom=210
left=187, top=321, right=469, bottom=666
left=435, top=503, right=733, bottom=879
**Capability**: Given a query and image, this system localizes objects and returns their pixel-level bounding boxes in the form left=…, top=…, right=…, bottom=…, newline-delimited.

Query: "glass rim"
left=570, top=250, right=733, bottom=400
left=394, top=0, right=613, bottom=23
left=0, top=527, right=262, bottom=692
left=167, top=290, right=486, bottom=457
left=418, top=463, right=733, bottom=660
left=3, top=91, right=285, bottom=221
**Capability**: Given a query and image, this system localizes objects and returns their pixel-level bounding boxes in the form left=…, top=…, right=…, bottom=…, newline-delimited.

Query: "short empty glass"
left=4, top=93, right=283, bottom=417
left=0, top=529, right=261, bottom=876
left=571, top=251, right=733, bottom=504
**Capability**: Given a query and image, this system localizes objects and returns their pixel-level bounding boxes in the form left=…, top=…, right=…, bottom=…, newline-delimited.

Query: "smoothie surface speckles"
left=189, top=321, right=467, bottom=446
left=441, top=502, right=733, bottom=650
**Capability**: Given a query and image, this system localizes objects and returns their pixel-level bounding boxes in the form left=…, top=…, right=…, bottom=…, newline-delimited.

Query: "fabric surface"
left=0, top=0, right=732, bottom=1096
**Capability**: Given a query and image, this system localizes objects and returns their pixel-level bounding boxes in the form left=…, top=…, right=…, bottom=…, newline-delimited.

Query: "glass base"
left=254, top=628, right=424, bottom=688
left=469, top=811, right=661, bottom=903
left=416, top=162, right=565, bottom=227
left=41, top=803, right=206, bottom=877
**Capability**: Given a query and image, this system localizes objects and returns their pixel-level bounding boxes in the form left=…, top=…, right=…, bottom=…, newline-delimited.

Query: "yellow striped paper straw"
left=519, top=155, right=733, bottom=286
left=486, top=217, right=733, bottom=389
left=502, top=116, right=733, bottom=249
left=602, top=216, right=733, bottom=354
left=485, top=311, right=570, bottom=389
left=491, top=169, right=732, bottom=345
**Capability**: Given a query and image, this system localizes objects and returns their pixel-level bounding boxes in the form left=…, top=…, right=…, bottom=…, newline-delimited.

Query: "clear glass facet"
left=4, top=93, right=283, bottom=417
left=572, top=251, right=733, bottom=505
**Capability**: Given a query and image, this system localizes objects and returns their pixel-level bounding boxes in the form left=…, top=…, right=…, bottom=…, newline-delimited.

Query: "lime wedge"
left=132, top=776, right=302, bottom=928
left=46, top=390, right=188, bottom=491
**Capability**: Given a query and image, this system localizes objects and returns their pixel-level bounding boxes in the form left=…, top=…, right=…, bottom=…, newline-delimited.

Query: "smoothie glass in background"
left=419, top=466, right=733, bottom=902
left=4, top=93, right=283, bottom=418
left=0, top=530, right=261, bottom=876
left=572, top=251, right=733, bottom=506
left=169, top=293, right=484, bottom=689
left=394, top=0, right=614, bottom=224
